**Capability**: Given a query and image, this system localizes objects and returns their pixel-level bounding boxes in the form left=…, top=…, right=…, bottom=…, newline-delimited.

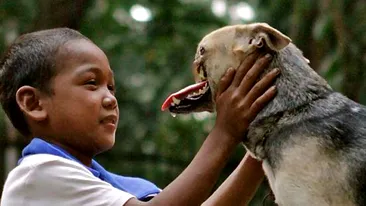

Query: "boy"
left=0, top=28, right=278, bottom=206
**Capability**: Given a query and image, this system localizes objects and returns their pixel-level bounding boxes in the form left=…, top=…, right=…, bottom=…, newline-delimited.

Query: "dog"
left=161, top=23, right=366, bottom=205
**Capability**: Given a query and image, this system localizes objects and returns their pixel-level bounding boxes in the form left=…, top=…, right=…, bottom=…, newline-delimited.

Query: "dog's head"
left=161, top=23, right=291, bottom=114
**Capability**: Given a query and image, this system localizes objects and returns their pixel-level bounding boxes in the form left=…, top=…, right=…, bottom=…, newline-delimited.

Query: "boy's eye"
left=86, top=79, right=97, bottom=85
left=108, top=84, right=115, bottom=92
left=84, top=79, right=98, bottom=90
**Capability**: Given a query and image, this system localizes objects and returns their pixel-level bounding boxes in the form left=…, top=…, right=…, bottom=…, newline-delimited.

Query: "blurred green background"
left=0, top=0, right=365, bottom=205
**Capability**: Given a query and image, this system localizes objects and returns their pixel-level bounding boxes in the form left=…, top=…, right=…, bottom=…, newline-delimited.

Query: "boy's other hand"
left=213, top=53, right=279, bottom=143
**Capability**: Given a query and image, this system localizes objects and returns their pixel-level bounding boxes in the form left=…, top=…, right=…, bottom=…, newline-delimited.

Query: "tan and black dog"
left=162, top=23, right=366, bottom=206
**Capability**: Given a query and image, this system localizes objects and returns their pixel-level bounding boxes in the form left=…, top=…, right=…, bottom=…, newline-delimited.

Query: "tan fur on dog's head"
left=193, top=23, right=291, bottom=102
left=164, top=23, right=309, bottom=114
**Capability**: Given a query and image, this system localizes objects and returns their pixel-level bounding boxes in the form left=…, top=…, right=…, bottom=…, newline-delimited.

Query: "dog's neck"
left=244, top=44, right=333, bottom=159
left=256, top=44, right=332, bottom=120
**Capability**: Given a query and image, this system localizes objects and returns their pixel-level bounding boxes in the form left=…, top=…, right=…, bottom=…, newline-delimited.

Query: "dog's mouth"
left=161, top=62, right=214, bottom=114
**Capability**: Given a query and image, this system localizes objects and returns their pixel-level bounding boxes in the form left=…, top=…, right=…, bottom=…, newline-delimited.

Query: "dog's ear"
left=250, top=23, right=291, bottom=51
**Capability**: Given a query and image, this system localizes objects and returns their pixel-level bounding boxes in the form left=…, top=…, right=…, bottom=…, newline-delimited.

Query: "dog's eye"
left=199, top=46, right=205, bottom=55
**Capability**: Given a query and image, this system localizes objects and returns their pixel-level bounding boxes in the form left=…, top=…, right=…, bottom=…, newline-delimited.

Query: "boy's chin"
left=95, top=136, right=116, bottom=154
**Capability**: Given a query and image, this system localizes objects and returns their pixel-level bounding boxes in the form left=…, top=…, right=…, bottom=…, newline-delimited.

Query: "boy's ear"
left=250, top=23, right=291, bottom=51
left=16, top=86, right=47, bottom=121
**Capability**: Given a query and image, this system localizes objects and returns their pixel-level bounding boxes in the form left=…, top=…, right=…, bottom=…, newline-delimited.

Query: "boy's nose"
left=102, top=96, right=117, bottom=109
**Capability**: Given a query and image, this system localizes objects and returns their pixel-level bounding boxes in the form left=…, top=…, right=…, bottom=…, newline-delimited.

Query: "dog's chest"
left=261, top=137, right=355, bottom=206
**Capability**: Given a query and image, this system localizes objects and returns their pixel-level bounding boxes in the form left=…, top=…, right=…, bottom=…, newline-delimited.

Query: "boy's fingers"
left=239, top=54, right=273, bottom=95
left=231, top=52, right=259, bottom=87
left=248, top=86, right=277, bottom=116
left=244, top=68, right=280, bottom=105
left=216, top=67, right=236, bottom=99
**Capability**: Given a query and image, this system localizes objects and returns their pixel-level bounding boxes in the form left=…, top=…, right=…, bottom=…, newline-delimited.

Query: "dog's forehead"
left=200, top=27, right=233, bottom=46
left=197, top=25, right=252, bottom=50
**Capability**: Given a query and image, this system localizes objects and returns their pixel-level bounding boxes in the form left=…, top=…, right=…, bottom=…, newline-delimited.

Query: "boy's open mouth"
left=161, top=62, right=213, bottom=114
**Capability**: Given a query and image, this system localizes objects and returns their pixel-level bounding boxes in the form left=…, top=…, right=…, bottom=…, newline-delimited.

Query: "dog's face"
left=161, top=23, right=291, bottom=114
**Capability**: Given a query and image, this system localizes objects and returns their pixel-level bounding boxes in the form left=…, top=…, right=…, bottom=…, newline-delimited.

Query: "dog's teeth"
left=172, top=97, right=181, bottom=105
left=171, top=102, right=175, bottom=106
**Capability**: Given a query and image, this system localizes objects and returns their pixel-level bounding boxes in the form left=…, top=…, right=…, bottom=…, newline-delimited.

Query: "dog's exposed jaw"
left=168, top=87, right=214, bottom=113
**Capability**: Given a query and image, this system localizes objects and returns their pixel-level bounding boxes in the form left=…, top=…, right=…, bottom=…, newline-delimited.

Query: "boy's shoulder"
left=3, top=154, right=96, bottom=193
left=1, top=154, right=134, bottom=206
left=19, top=153, right=91, bottom=173
left=10, top=154, right=95, bottom=182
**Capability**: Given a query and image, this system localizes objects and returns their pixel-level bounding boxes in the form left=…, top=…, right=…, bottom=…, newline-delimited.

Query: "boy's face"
left=43, top=39, right=119, bottom=156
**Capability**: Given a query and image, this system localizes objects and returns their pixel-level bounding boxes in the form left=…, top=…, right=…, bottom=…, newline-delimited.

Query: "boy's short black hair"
left=0, top=28, right=89, bottom=137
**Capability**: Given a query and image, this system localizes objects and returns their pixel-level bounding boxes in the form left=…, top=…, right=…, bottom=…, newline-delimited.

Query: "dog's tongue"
left=161, top=81, right=208, bottom=111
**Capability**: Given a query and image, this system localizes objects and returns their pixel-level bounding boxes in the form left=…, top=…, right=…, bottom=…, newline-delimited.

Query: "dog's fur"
left=169, top=23, right=366, bottom=205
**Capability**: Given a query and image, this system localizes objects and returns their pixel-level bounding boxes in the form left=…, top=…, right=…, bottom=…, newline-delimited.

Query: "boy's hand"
left=213, top=53, right=279, bottom=143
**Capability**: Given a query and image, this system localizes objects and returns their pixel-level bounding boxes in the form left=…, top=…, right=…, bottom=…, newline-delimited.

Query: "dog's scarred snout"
left=192, top=59, right=207, bottom=82
left=193, top=59, right=200, bottom=69
left=192, top=60, right=200, bottom=82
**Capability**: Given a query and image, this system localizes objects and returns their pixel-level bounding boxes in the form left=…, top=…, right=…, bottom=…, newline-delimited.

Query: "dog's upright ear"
left=250, top=23, right=291, bottom=51
left=234, top=23, right=291, bottom=55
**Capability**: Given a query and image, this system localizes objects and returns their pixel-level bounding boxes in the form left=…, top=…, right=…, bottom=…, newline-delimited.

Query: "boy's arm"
left=202, top=152, right=264, bottom=206
left=125, top=53, right=277, bottom=206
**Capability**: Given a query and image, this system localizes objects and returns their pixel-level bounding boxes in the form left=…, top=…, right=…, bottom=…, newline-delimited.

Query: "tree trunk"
left=290, top=0, right=321, bottom=71
left=32, top=0, right=90, bottom=31
left=330, top=0, right=364, bottom=101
